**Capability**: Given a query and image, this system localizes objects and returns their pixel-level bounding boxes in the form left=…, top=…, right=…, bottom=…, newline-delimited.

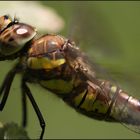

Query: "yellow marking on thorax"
left=27, top=57, right=65, bottom=69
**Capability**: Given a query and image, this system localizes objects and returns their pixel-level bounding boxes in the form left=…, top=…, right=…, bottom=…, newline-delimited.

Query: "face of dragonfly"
left=0, top=15, right=37, bottom=59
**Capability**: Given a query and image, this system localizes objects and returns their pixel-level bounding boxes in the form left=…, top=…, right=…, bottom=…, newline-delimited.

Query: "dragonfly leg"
left=0, top=66, right=17, bottom=111
left=21, top=79, right=45, bottom=140
left=21, top=87, right=27, bottom=127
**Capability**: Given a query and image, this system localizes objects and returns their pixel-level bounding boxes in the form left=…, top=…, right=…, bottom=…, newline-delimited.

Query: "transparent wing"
left=63, top=41, right=111, bottom=108
left=111, top=93, right=140, bottom=134
left=65, top=2, right=123, bottom=85
left=65, top=2, right=140, bottom=134
left=63, top=41, right=98, bottom=83
left=64, top=41, right=140, bottom=134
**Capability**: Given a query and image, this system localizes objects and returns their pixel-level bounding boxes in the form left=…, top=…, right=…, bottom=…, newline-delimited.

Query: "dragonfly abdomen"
left=73, top=81, right=109, bottom=113
left=110, top=90, right=140, bottom=132
left=62, top=80, right=117, bottom=121
left=100, top=80, right=140, bottom=133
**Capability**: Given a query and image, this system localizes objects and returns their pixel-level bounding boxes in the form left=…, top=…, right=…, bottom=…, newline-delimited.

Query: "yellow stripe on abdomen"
left=40, top=79, right=73, bottom=94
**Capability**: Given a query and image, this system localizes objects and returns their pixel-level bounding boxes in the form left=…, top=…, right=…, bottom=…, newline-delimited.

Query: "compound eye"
left=4, top=15, right=9, bottom=20
left=0, top=15, right=12, bottom=32
left=0, top=23, right=36, bottom=56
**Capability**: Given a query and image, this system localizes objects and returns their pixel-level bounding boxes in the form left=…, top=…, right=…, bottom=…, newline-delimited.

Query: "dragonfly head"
left=0, top=15, right=37, bottom=60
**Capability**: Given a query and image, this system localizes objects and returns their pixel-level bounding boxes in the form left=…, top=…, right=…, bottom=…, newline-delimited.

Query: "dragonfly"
left=0, top=14, right=140, bottom=139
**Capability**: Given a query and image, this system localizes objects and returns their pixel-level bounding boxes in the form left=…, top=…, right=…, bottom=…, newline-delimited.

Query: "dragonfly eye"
left=0, top=23, right=36, bottom=57
left=4, top=15, right=9, bottom=19
left=0, top=15, right=12, bottom=32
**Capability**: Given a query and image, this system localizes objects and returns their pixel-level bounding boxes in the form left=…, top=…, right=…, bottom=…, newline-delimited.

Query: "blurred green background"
left=0, top=1, right=140, bottom=139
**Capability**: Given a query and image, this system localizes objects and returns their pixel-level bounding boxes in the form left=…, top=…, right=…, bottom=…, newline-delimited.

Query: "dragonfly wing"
left=64, top=42, right=140, bottom=134
left=63, top=41, right=97, bottom=83
left=111, top=91, right=140, bottom=134
left=63, top=41, right=111, bottom=107
left=65, top=2, right=140, bottom=134
left=122, top=122, right=140, bottom=134
left=120, top=107, right=140, bottom=134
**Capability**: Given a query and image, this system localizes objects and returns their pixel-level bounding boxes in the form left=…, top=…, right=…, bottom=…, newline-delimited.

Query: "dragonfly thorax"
left=27, top=35, right=67, bottom=70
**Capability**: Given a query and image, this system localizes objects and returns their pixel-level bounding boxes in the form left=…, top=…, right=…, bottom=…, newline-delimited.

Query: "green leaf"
left=0, top=122, right=30, bottom=139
